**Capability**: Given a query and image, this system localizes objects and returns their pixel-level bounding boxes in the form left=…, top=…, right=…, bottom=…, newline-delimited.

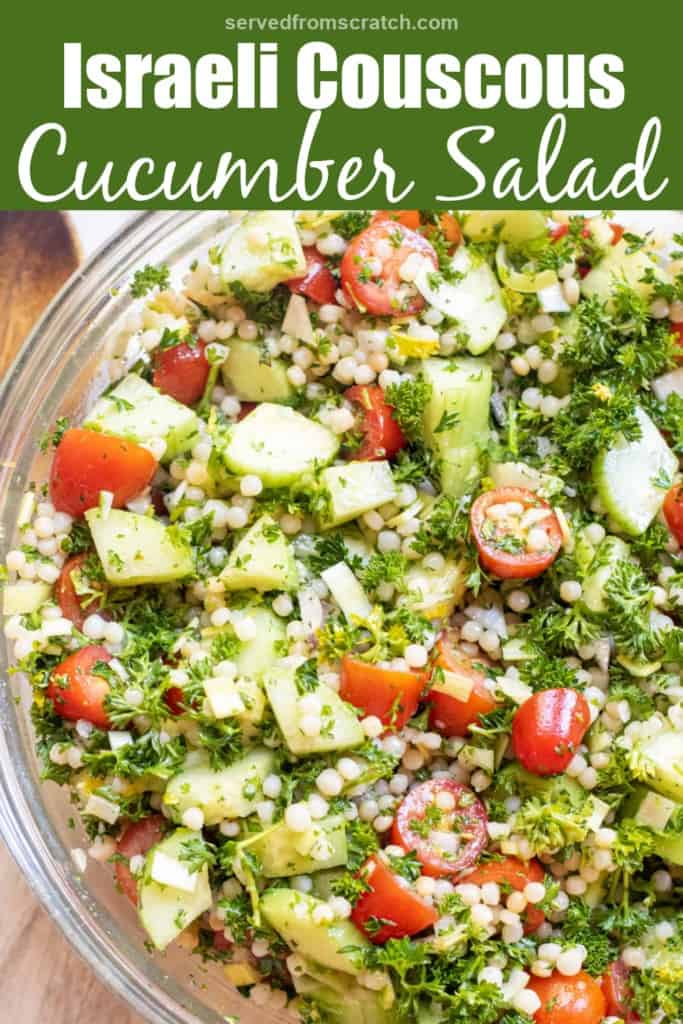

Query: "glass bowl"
left=0, top=209, right=681, bottom=1023
left=0, top=211, right=291, bottom=1024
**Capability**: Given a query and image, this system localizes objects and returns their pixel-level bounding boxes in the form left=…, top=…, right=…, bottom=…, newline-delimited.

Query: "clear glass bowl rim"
left=0, top=210, right=247, bottom=1024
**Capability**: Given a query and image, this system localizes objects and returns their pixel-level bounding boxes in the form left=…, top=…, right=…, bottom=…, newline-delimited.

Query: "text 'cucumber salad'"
left=5, top=209, right=683, bottom=1024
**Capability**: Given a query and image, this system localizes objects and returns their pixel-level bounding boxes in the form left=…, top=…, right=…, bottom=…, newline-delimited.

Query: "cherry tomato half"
left=602, top=960, right=639, bottom=1023
left=55, top=553, right=105, bottom=630
left=115, top=815, right=166, bottom=905
left=461, top=855, right=546, bottom=933
left=528, top=971, right=606, bottom=1024
left=470, top=487, right=563, bottom=580
left=550, top=220, right=623, bottom=246
left=340, top=221, right=437, bottom=317
left=344, top=385, right=407, bottom=461
left=427, top=634, right=497, bottom=737
left=512, top=688, right=591, bottom=776
left=49, top=428, right=157, bottom=518
left=47, top=645, right=112, bottom=729
left=392, top=779, right=488, bottom=877
left=287, top=246, right=338, bottom=306
left=152, top=338, right=210, bottom=406
left=664, top=484, right=683, bottom=545
left=351, top=855, right=438, bottom=943
left=340, top=656, right=424, bottom=730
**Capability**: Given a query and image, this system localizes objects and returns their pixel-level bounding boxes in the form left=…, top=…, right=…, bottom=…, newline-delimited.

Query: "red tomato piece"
left=427, top=635, right=496, bottom=737
left=115, top=815, right=166, bottom=905
left=49, top=428, right=157, bottom=518
left=351, top=855, right=438, bottom=943
left=164, top=685, right=187, bottom=716
left=340, top=656, right=424, bottom=730
left=461, top=856, right=546, bottom=933
left=237, top=401, right=258, bottom=421
left=47, top=645, right=113, bottom=729
left=470, top=487, right=563, bottom=580
left=528, top=971, right=606, bottom=1024
left=152, top=338, right=210, bottom=406
left=372, top=210, right=422, bottom=231
left=392, top=780, right=488, bottom=877
left=602, top=960, right=639, bottom=1023
left=55, top=553, right=105, bottom=630
left=340, top=221, right=437, bottom=317
left=610, top=223, right=625, bottom=245
left=664, top=484, right=683, bottom=545
left=344, top=385, right=407, bottom=461
left=213, top=929, right=233, bottom=952
left=287, top=246, right=338, bottom=306
left=512, top=688, right=591, bottom=776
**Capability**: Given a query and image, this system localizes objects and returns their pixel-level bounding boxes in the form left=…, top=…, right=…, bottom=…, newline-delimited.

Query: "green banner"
left=1, top=0, right=680, bottom=208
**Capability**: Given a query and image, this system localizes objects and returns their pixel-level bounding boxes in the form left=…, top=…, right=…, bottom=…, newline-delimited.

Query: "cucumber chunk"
left=593, top=407, right=677, bottom=536
left=422, top=357, right=491, bottom=497
left=221, top=339, right=293, bottom=402
left=261, top=889, right=370, bottom=974
left=220, top=210, right=306, bottom=292
left=237, top=815, right=347, bottom=877
left=581, top=536, right=631, bottom=614
left=163, top=747, right=275, bottom=825
left=414, top=248, right=506, bottom=355
left=463, top=210, right=547, bottom=246
left=138, top=828, right=212, bottom=950
left=85, top=508, right=193, bottom=585
left=630, top=730, right=683, bottom=802
left=223, top=403, right=338, bottom=487
left=293, top=963, right=393, bottom=1024
left=264, top=666, right=363, bottom=755
left=321, top=461, right=397, bottom=527
left=84, top=373, right=200, bottom=462
left=581, top=239, right=668, bottom=307
left=233, top=606, right=287, bottom=676
left=3, top=582, right=51, bottom=615
left=401, top=558, right=467, bottom=620
left=221, top=515, right=298, bottom=592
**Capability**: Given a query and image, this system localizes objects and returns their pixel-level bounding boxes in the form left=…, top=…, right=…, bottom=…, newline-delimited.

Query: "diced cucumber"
left=422, top=357, right=491, bottom=497
left=593, top=407, right=678, bottom=536
left=138, top=828, right=212, bottom=950
left=221, top=515, right=298, bottom=592
left=282, top=293, right=315, bottom=345
left=320, top=562, right=372, bottom=623
left=163, top=747, right=275, bottom=825
left=3, top=582, right=51, bottom=615
left=581, top=536, right=631, bottom=614
left=616, top=653, right=662, bottom=678
left=320, top=461, right=397, bottom=527
left=84, top=373, right=200, bottom=462
left=654, top=830, right=683, bottom=866
left=581, top=239, right=668, bottom=307
left=261, top=889, right=370, bottom=974
left=237, top=815, right=347, bottom=877
left=652, top=366, right=683, bottom=402
left=463, top=210, right=547, bottom=246
left=630, top=730, right=683, bottom=802
left=85, top=508, right=193, bottom=585
left=220, top=210, right=306, bottom=292
left=221, top=339, right=293, bottom=402
left=223, top=403, right=338, bottom=487
left=414, top=248, right=507, bottom=355
left=501, top=636, right=533, bottom=662
left=293, top=965, right=393, bottom=1024
left=264, top=665, right=363, bottom=755
left=402, top=558, right=466, bottom=620
left=233, top=606, right=286, bottom=677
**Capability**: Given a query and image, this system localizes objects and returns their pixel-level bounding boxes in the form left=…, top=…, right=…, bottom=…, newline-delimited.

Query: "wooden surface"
left=0, top=210, right=142, bottom=1022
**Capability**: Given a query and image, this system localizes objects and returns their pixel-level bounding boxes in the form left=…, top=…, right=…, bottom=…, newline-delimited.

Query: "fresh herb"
left=130, top=263, right=170, bottom=297
left=384, top=375, right=432, bottom=442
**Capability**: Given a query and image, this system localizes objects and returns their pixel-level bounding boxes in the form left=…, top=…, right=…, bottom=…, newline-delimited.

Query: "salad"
left=4, top=208, right=683, bottom=1024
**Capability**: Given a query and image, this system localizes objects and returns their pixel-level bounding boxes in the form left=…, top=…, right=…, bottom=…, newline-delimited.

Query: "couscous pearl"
left=337, top=758, right=361, bottom=781
left=181, top=807, right=205, bottom=831
left=560, top=580, right=582, bottom=603
left=225, top=506, right=248, bottom=529
left=471, top=904, right=494, bottom=927
left=273, top=594, right=294, bottom=617
left=221, top=395, right=242, bottom=417
left=83, top=614, right=107, bottom=639
left=540, top=395, right=561, bottom=417
left=317, top=769, right=343, bottom=797
left=502, top=922, right=524, bottom=943
left=219, top=820, right=240, bottom=837
left=524, top=882, right=546, bottom=904
left=507, top=891, right=527, bottom=914
left=240, top=475, right=263, bottom=498
left=34, top=516, right=55, bottom=538
left=480, top=882, right=501, bottom=906
left=307, top=793, right=329, bottom=819
left=38, top=563, right=60, bottom=584
left=511, top=356, right=530, bottom=376
left=622, top=947, right=646, bottom=970
left=507, top=589, right=530, bottom=612
left=280, top=514, right=302, bottom=535
left=287, top=365, right=307, bottom=387
left=263, top=774, right=282, bottom=799
left=650, top=297, right=670, bottom=319
left=6, top=550, right=25, bottom=572
left=653, top=869, right=672, bottom=892
left=522, top=387, right=542, bottom=409
left=513, top=990, right=541, bottom=1016
left=562, top=277, right=580, bottom=305
left=285, top=803, right=312, bottom=832
left=527, top=526, right=550, bottom=551
left=405, top=644, right=428, bottom=668
left=104, top=621, right=125, bottom=645
left=565, top=875, right=587, bottom=896
left=455, top=883, right=481, bottom=906
left=377, top=530, right=401, bottom=553
left=359, top=799, right=379, bottom=821
left=655, top=921, right=675, bottom=943
left=495, top=332, right=517, bottom=351
left=525, top=345, right=543, bottom=369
